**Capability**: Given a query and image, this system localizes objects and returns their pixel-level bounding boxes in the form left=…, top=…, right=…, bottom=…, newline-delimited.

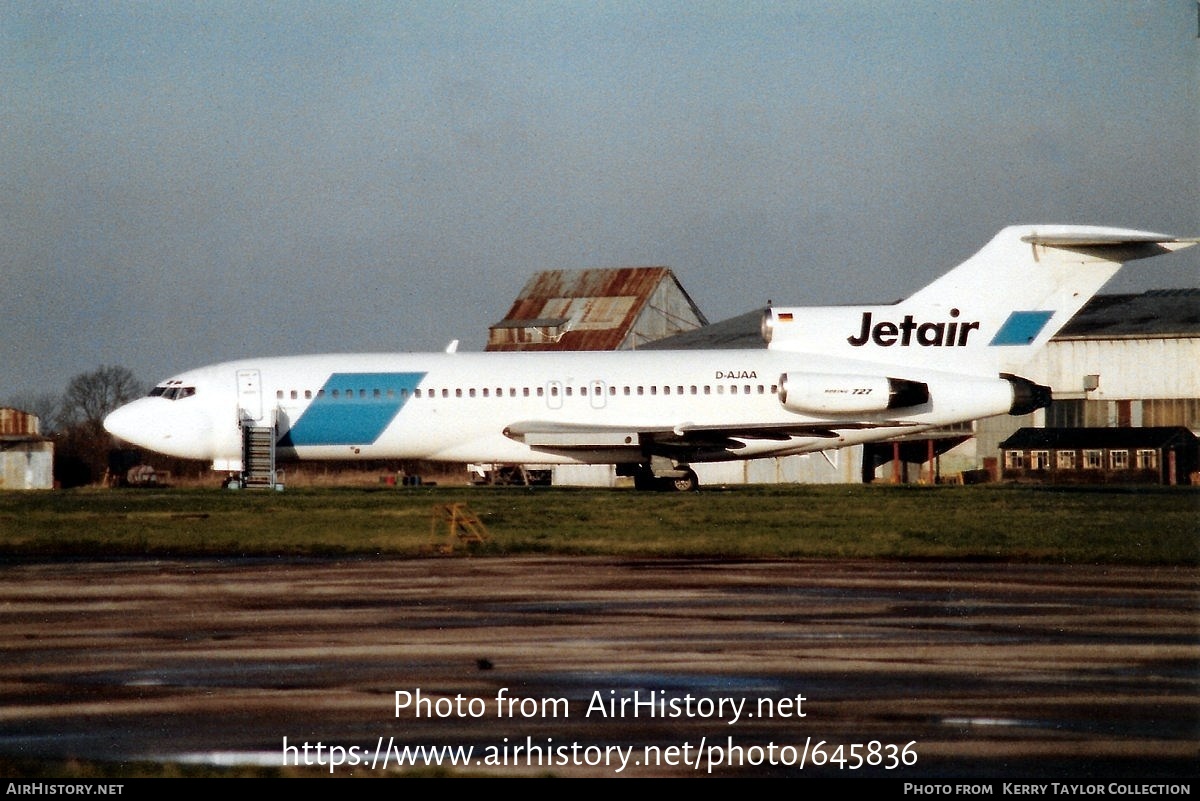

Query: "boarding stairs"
left=240, top=422, right=278, bottom=489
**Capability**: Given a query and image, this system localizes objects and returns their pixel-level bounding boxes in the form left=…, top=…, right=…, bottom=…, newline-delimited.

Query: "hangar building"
left=979, top=289, right=1200, bottom=485
left=486, top=266, right=707, bottom=352
left=0, top=408, right=54, bottom=490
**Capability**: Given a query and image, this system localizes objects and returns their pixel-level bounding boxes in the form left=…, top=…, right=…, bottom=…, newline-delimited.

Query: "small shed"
left=0, top=408, right=54, bottom=490
left=486, top=267, right=707, bottom=351
left=999, top=426, right=1197, bottom=485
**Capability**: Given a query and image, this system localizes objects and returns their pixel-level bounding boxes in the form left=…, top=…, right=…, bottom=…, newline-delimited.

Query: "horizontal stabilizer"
left=1021, top=227, right=1196, bottom=249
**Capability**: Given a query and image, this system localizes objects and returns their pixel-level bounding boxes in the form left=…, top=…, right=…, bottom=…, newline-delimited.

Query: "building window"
left=1031, top=450, right=1049, bottom=470
left=1136, top=449, right=1158, bottom=470
left=1083, top=450, right=1103, bottom=469
left=1005, top=450, right=1025, bottom=469
left=1057, top=450, right=1075, bottom=469
left=1110, top=450, right=1129, bottom=470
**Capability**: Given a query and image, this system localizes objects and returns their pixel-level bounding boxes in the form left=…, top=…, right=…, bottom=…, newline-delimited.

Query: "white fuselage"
left=103, top=348, right=1019, bottom=469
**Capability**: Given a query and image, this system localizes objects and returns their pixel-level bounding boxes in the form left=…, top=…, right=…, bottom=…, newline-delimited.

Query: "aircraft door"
left=545, top=380, right=563, bottom=410
left=589, top=380, right=607, bottom=410
left=236, top=369, right=263, bottom=422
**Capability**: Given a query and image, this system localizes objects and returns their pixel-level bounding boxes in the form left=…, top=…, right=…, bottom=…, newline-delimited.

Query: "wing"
left=503, top=418, right=921, bottom=454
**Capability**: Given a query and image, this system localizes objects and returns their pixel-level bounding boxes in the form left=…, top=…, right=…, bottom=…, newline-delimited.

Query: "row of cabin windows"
left=1005, top=449, right=1158, bottom=470
left=276, top=384, right=781, bottom=401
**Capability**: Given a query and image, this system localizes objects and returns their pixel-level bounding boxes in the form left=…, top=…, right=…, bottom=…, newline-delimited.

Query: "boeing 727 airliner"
left=103, top=225, right=1195, bottom=490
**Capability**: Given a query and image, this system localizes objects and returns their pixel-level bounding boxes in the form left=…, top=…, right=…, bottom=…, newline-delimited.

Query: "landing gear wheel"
left=667, top=469, right=698, bottom=492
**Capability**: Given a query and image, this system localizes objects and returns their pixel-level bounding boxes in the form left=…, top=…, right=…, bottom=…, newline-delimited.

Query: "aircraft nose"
left=103, top=396, right=216, bottom=459
left=103, top=401, right=144, bottom=445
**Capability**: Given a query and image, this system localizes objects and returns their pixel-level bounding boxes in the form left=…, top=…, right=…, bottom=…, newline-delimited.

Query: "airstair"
left=240, top=422, right=280, bottom=490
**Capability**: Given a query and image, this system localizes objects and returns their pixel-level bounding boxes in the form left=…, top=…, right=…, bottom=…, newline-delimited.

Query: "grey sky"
left=3, top=1, right=1197, bottom=400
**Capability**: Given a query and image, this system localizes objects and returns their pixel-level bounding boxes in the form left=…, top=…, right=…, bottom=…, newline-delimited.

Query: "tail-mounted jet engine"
left=778, top=372, right=1052, bottom=417
left=778, top=373, right=929, bottom=415
left=1003, top=374, right=1053, bottom=416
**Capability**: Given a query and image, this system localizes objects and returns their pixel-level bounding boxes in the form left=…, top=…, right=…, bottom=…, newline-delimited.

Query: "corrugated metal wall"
left=0, top=443, right=54, bottom=490
left=1028, top=338, right=1200, bottom=398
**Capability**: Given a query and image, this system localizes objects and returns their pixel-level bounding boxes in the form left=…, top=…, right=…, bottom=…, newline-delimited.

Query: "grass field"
left=0, top=483, right=1196, bottom=564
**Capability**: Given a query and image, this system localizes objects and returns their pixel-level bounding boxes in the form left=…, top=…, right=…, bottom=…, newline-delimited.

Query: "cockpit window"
left=149, top=380, right=195, bottom=401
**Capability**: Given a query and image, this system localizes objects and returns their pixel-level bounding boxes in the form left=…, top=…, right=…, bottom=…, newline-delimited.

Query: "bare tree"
left=55, top=366, right=144, bottom=485
left=58, top=365, right=143, bottom=435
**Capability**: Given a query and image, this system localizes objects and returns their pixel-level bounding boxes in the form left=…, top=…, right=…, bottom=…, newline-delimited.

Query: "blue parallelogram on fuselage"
left=277, top=372, right=426, bottom=446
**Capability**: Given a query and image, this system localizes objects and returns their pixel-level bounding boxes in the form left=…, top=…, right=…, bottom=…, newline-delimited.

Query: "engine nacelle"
left=778, top=373, right=929, bottom=415
left=1003, top=374, right=1053, bottom=415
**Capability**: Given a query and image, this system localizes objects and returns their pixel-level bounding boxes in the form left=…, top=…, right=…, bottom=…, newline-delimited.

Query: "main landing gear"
left=633, top=464, right=699, bottom=492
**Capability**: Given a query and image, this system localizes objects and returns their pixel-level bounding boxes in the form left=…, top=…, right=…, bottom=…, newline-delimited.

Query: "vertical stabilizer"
left=763, top=225, right=1196, bottom=376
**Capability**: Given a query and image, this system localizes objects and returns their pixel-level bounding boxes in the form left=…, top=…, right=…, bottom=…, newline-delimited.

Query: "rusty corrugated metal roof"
left=0, top=408, right=41, bottom=438
left=486, top=266, right=707, bottom=351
